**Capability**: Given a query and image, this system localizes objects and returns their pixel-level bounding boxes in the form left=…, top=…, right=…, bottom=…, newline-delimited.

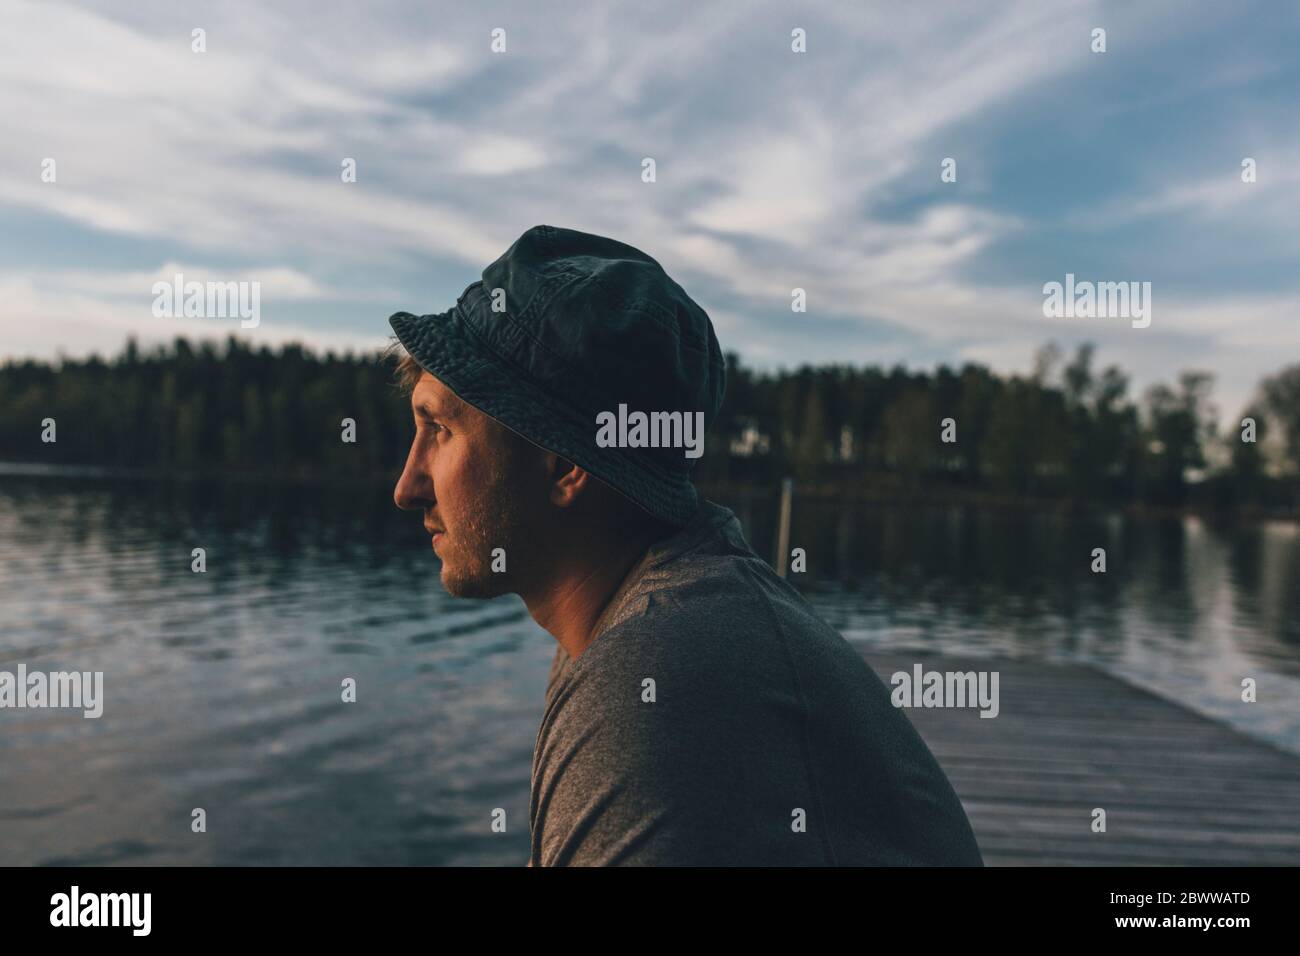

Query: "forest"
left=1, top=335, right=1297, bottom=513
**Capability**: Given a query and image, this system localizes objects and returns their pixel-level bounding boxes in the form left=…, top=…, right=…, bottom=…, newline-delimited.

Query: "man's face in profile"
left=393, top=371, right=535, bottom=598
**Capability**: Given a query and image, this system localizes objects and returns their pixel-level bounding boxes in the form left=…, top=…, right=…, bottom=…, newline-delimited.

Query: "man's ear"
left=542, top=452, right=592, bottom=509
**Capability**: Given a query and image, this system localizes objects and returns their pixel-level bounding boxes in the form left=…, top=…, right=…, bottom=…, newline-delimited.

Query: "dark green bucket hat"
left=388, top=224, right=726, bottom=527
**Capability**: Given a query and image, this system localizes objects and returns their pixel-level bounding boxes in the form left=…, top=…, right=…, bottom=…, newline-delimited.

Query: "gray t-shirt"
left=528, top=499, right=984, bottom=866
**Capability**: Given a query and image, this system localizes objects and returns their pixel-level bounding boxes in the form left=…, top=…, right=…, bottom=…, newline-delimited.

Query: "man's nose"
left=393, top=446, right=433, bottom=511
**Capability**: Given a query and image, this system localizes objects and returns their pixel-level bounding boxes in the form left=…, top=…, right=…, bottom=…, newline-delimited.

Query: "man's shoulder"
left=545, top=555, right=761, bottom=714
left=546, top=548, right=868, bottom=754
left=589, top=548, right=860, bottom=686
left=573, top=556, right=775, bottom=687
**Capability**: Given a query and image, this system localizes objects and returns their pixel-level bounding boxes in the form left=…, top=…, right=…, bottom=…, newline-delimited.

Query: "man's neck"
left=521, top=531, right=655, bottom=660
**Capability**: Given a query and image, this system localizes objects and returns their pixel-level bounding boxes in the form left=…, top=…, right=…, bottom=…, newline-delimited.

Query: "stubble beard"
left=438, top=459, right=528, bottom=599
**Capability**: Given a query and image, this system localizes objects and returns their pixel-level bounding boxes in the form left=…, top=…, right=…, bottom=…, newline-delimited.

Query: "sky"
left=1, top=0, right=1298, bottom=430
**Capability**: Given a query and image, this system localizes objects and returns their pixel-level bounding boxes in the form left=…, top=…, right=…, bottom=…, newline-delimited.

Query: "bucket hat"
left=388, top=224, right=726, bottom=526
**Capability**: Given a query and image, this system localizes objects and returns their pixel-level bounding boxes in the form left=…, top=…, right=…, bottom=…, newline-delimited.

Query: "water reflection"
left=1, top=469, right=1297, bottom=866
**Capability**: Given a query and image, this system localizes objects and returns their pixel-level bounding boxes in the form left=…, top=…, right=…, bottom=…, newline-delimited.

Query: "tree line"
left=1, top=336, right=1297, bottom=512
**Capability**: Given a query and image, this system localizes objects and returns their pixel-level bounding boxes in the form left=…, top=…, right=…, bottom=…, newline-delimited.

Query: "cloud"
left=1068, top=145, right=1300, bottom=233
left=26, top=264, right=343, bottom=300
left=0, top=276, right=389, bottom=360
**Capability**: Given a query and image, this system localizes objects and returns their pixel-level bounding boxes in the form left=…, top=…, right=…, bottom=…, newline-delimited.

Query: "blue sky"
left=2, top=0, right=1298, bottom=429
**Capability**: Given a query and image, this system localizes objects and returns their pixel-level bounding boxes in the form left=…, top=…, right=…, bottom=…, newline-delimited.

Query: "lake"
left=1, top=465, right=1297, bottom=866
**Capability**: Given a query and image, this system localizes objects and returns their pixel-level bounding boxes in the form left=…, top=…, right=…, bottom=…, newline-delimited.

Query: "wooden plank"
left=858, top=650, right=1300, bottom=866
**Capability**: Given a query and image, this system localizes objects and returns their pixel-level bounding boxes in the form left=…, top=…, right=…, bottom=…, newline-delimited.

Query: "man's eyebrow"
left=414, top=396, right=464, bottom=419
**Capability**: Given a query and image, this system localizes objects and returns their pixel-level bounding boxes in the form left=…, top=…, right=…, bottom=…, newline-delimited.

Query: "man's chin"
left=440, top=564, right=504, bottom=599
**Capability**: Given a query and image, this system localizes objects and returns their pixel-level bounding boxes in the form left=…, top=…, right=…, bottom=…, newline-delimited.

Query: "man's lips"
left=424, top=524, right=445, bottom=548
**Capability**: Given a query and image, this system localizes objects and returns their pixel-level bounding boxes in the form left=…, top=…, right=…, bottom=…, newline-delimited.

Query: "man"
left=389, top=224, right=983, bottom=866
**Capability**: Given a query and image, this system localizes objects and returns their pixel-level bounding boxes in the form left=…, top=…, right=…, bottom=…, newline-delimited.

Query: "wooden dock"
left=860, top=652, right=1300, bottom=866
